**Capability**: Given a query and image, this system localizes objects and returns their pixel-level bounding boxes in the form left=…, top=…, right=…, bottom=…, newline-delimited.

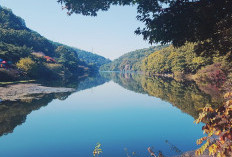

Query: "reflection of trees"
left=76, top=73, right=110, bottom=92
left=141, top=77, right=223, bottom=119
left=101, top=72, right=146, bottom=94
left=0, top=73, right=110, bottom=137
left=0, top=72, right=224, bottom=140
left=0, top=93, right=69, bottom=136
left=39, top=73, right=110, bottom=92
left=101, top=72, right=223, bottom=119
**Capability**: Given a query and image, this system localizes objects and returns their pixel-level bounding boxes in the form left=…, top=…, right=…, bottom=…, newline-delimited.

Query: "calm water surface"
left=0, top=73, right=221, bottom=157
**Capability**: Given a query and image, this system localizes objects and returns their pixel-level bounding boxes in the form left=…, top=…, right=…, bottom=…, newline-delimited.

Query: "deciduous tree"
left=58, top=0, right=232, bottom=56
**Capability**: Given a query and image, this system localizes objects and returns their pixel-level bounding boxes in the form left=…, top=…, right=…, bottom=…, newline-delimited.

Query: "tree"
left=58, top=0, right=232, bottom=56
left=16, top=57, right=36, bottom=73
left=55, top=46, right=79, bottom=72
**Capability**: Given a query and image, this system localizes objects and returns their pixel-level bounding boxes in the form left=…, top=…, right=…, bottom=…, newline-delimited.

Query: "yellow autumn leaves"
left=93, top=143, right=102, bottom=157
left=195, top=92, right=232, bottom=157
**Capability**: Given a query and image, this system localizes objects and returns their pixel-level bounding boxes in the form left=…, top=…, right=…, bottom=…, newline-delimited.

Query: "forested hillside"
left=0, top=6, right=108, bottom=81
left=71, top=48, right=111, bottom=68
left=101, top=42, right=231, bottom=88
left=142, top=43, right=211, bottom=74
left=142, top=43, right=232, bottom=84
left=100, top=45, right=167, bottom=71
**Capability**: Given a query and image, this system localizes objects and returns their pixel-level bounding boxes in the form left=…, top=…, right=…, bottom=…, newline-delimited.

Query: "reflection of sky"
left=0, top=81, right=203, bottom=157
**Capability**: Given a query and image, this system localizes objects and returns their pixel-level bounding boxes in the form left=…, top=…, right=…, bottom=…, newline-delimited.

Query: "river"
left=0, top=72, right=223, bottom=157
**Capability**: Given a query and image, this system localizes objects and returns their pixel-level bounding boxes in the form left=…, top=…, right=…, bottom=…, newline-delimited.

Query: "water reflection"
left=100, top=72, right=223, bottom=119
left=0, top=93, right=69, bottom=136
left=0, top=72, right=224, bottom=156
left=0, top=72, right=221, bottom=137
left=0, top=73, right=110, bottom=137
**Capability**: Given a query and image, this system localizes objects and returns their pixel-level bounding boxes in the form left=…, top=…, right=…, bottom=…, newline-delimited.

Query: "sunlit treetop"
left=58, top=0, right=232, bottom=56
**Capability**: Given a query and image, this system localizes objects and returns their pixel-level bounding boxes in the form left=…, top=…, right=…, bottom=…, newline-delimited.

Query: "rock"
left=0, top=83, right=75, bottom=101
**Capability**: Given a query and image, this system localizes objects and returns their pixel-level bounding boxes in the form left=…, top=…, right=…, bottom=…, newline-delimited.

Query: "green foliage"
left=0, top=27, right=55, bottom=56
left=0, top=6, right=26, bottom=30
left=72, top=48, right=111, bottom=68
left=100, top=45, right=167, bottom=71
left=142, top=43, right=211, bottom=75
left=0, top=42, right=31, bottom=62
left=101, top=43, right=225, bottom=77
left=55, top=46, right=79, bottom=72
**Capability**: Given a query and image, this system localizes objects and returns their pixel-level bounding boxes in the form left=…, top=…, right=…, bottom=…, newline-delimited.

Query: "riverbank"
left=0, top=83, right=75, bottom=101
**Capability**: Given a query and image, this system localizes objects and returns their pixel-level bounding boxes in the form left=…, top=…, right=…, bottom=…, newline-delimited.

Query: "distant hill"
left=100, top=45, right=167, bottom=71
left=0, top=6, right=108, bottom=80
left=71, top=48, right=111, bottom=68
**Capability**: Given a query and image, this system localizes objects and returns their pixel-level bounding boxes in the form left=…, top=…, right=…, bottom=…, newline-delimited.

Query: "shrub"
left=194, top=63, right=226, bottom=87
left=16, top=57, right=36, bottom=73
left=223, top=72, right=232, bottom=93
left=0, top=69, right=20, bottom=81
left=195, top=93, right=232, bottom=157
left=44, top=63, right=64, bottom=79
left=45, top=63, right=63, bottom=72
left=16, top=57, right=49, bottom=79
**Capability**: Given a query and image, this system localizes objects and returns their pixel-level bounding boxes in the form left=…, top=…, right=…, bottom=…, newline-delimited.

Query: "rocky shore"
left=0, top=83, right=75, bottom=101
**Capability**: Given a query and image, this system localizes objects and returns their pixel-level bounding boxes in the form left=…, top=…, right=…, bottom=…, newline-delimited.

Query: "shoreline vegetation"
left=100, top=43, right=231, bottom=96
left=0, top=80, right=35, bottom=85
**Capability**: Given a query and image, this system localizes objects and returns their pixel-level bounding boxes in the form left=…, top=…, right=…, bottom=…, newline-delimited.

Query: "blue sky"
left=1, top=0, right=152, bottom=60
